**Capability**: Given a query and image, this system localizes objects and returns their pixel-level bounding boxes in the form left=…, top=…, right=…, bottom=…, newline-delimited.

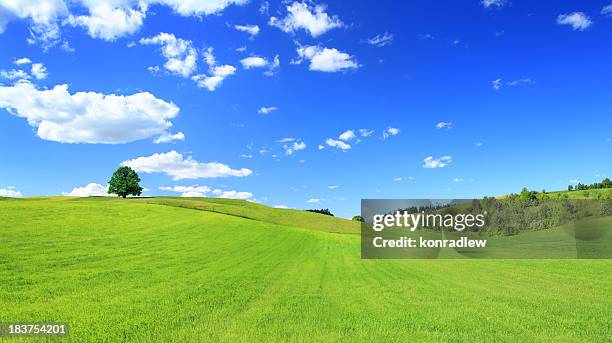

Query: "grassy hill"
left=1, top=197, right=611, bottom=341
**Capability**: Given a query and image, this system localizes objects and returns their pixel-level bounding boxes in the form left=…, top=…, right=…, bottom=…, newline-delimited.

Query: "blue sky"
left=0, top=0, right=611, bottom=217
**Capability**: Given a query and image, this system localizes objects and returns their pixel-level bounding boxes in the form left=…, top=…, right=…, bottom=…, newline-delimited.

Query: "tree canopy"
left=108, top=166, right=143, bottom=198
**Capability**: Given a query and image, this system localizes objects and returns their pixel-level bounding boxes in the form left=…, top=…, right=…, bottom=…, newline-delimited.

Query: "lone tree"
left=108, top=166, right=143, bottom=198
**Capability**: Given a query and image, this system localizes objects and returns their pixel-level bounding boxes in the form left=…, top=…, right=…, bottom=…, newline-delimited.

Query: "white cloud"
left=236, top=46, right=247, bottom=52
left=258, top=106, right=277, bottom=114
left=123, top=151, right=252, bottom=180
left=307, top=198, right=321, bottom=203
left=191, top=48, right=236, bottom=91
left=269, top=1, right=343, bottom=37
left=382, top=127, right=399, bottom=139
left=393, top=177, right=403, bottom=182
left=154, top=131, right=185, bottom=144
left=31, top=63, right=48, bottom=80
left=338, top=129, right=356, bottom=141
left=325, top=138, right=351, bottom=150
left=263, top=54, right=280, bottom=76
left=481, top=0, right=506, bottom=8
left=152, top=0, right=248, bottom=16
left=367, top=32, right=393, bottom=47
left=160, top=185, right=252, bottom=199
left=140, top=32, right=197, bottom=78
left=317, top=144, right=325, bottom=150
left=240, top=56, right=268, bottom=69
left=0, top=0, right=67, bottom=48
left=328, top=185, right=339, bottom=189
left=66, top=3, right=145, bottom=41
left=453, top=177, right=464, bottom=182
left=0, top=187, right=23, bottom=197
left=276, top=137, right=295, bottom=143
left=0, top=81, right=180, bottom=144
left=294, top=45, right=358, bottom=72
left=603, top=4, right=612, bottom=16
left=14, top=57, right=32, bottom=65
left=274, top=204, right=288, bottom=209
left=64, top=183, right=109, bottom=196
left=241, top=154, right=253, bottom=159
left=507, top=78, right=533, bottom=86
left=492, top=78, right=533, bottom=90
left=283, top=140, right=306, bottom=155
left=557, top=12, right=592, bottom=31
left=423, top=156, right=452, bottom=169
left=0, top=69, right=29, bottom=81
left=436, top=122, right=452, bottom=130
left=234, top=24, right=260, bottom=37
left=475, top=142, right=483, bottom=147
left=359, top=128, right=374, bottom=137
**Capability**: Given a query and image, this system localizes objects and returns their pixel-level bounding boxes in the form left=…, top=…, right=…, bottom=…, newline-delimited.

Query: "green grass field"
left=1, top=197, right=611, bottom=342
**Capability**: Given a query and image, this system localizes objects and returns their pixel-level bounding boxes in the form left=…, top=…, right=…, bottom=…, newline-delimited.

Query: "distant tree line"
left=307, top=208, right=334, bottom=216
left=568, top=178, right=612, bottom=191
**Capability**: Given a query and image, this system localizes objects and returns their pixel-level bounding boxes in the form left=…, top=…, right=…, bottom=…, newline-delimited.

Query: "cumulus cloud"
left=240, top=56, right=268, bottom=69
left=0, top=0, right=247, bottom=47
left=603, top=4, right=612, bottom=16
left=14, top=57, right=32, bottom=65
left=140, top=32, right=197, bottom=78
left=0, top=69, right=29, bottom=81
left=367, top=32, right=393, bottom=47
left=66, top=3, right=145, bottom=41
left=63, top=183, right=109, bottom=196
left=122, top=151, right=252, bottom=180
left=283, top=140, right=306, bottom=155
left=258, top=106, right=277, bottom=114
left=269, top=1, right=343, bottom=37
left=0, top=81, right=180, bottom=144
left=423, top=156, right=452, bottom=169
left=557, top=12, right=592, bottom=31
left=436, top=122, right=452, bottom=130
left=294, top=45, right=359, bottom=72
left=31, top=63, right=47, bottom=79
left=160, top=185, right=252, bottom=199
left=191, top=48, right=236, bottom=91
left=0, top=187, right=23, bottom=197
left=338, top=129, right=356, bottom=141
left=153, top=131, right=185, bottom=144
left=234, top=24, right=260, bottom=37
left=382, top=127, right=399, bottom=139
left=325, top=138, right=351, bottom=150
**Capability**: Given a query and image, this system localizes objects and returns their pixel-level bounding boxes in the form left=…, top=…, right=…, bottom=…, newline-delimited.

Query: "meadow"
left=1, top=197, right=610, bottom=342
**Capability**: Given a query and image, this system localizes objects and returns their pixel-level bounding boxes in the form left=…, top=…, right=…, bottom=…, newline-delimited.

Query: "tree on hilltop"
left=108, top=166, right=143, bottom=198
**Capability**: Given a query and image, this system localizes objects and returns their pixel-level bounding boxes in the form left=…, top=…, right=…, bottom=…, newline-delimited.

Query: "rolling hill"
left=0, top=197, right=610, bottom=341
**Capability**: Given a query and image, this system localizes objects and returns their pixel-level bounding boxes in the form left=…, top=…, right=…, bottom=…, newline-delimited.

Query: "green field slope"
left=1, top=198, right=610, bottom=342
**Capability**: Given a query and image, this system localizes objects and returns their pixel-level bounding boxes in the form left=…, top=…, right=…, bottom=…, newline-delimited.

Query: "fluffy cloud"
left=0, top=0, right=247, bottom=46
left=240, top=56, right=268, bottom=69
left=0, top=69, right=29, bottom=81
left=481, top=0, right=506, bottom=8
left=269, top=1, right=343, bottom=37
left=140, top=32, right=197, bottom=77
left=436, top=122, right=452, bottom=130
left=14, top=57, right=31, bottom=65
left=63, top=183, right=109, bottom=196
left=160, top=185, right=252, bottom=199
left=153, top=131, right=185, bottom=144
left=283, top=140, right=306, bottom=155
left=31, top=63, right=47, bottom=79
left=325, top=138, right=351, bottom=150
left=557, top=12, right=592, bottom=31
left=295, top=45, right=359, bottom=72
left=382, top=127, right=399, bottom=139
left=603, top=4, right=612, bottom=16
left=0, top=81, right=180, bottom=144
left=423, top=156, right=452, bottom=169
left=359, top=129, right=374, bottom=137
left=122, top=151, right=252, bottom=180
left=258, top=106, right=277, bottom=114
left=191, top=48, right=236, bottom=91
left=0, top=187, right=23, bottom=197
left=67, top=3, right=145, bottom=41
left=234, top=24, right=260, bottom=37
left=367, top=32, right=393, bottom=47
left=307, top=198, right=321, bottom=203
left=338, top=129, right=356, bottom=141
left=274, top=205, right=288, bottom=209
